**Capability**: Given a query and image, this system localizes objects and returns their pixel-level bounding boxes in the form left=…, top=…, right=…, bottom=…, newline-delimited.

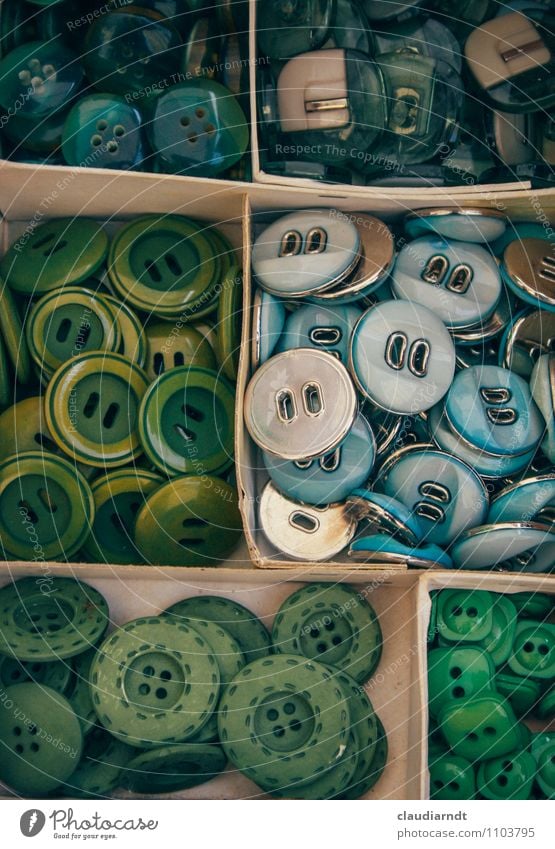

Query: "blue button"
left=451, top=523, right=555, bottom=572
left=488, top=475, right=555, bottom=524
left=349, top=534, right=453, bottom=568
left=251, top=288, right=287, bottom=369
left=405, top=209, right=507, bottom=243
left=278, top=302, right=363, bottom=364
left=531, top=353, right=555, bottom=463
left=347, top=489, right=424, bottom=545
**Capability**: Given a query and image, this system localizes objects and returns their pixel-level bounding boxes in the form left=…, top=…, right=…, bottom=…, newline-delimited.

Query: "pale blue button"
left=348, top=488, right=424, bottom=545
left=530, top=353, right=555, bottom=463
left=405, top=210, right=507, bottom=243
left=444, top=365, right=544, bottom=457
left=391, top=236, right=502, bottom=329
left=251, top=288, right=286, bottom=369
left=278, top=302, right=363, bottom=364
left=377, top=446, right=489, bottom=546
left=488, top=475, right=555, bottom=524
left=350, top=299, right=456, bottom=414
left=252, top=210, right=360, bottom=297
left=262, top=411, right=376, bottom=505
left=451, top=523, right=555, bottom=572
left=349, top=534, right=453, bottom=568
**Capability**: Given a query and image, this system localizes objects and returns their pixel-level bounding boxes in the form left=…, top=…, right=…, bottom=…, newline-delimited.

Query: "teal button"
left=0, top=41, right=83, bottom=118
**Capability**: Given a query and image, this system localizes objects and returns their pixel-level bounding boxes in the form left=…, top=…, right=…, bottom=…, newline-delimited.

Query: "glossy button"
left=429, top=755, right=476, bottom=800
left=0, top=451, right=95, bottom=560
left=348, top=534, right=453, bottom=568
left=502, top=238, right=555, bottom=310
left=251, top=288, right=286, bottom=369
left=477, top=750, right=536, bottom=800
left=436, top=589, right=494, bottom=642
left=279, top=302, right=362, bottom=364
left=144, top=322, right=216, bottom=381
left=392, top=237, right=502, bottom=330
left=349, top=300, right=456, bottom=415
left=488, top=474, right=555, bottom=524
left=139, top=366, right=235, bottom=476
left=499, top=309, right=555, bottom=378
left=405, top=208, right=507, bottom=243
left=252, top=210, right=361, bottom=298
left=45, top=352, right=149, bottom=468
left=0, top=41, right=83, bottom=118
left=507, top=620, right=555, bottom=680
left=530, top=353, right=555, bottom=462
left=244, top=348, right=357, bottom=461
left=133, top=475, right=242, bottom=566
left=62, top=94, right=145, bottom=169
left=451, top=522, right=555, bottom=571
left=263, top=411, right=375, bottom=506
left=439, top=694, right=520, bottom=761
left=347, top=489, right=424, bottom=546
left=428, top=647, right=494, bottom=719
left=102, top=294, right=147, bottom=368
left=0, top=283, right=32, bottom=384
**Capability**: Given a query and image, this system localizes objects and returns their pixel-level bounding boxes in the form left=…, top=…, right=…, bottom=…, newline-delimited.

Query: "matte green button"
left=0, top=576, right=109, bottom=662
left=0, top=451, right=95, bottom=560
left=0, top=41, right=83, bottom=119
left=90, top=616, right=221, bottom=748
left=216, top=265, right=242, bottom=381
left=335, top=670, right=381, bottom=800
left=62, top=727, right=134, bottom=800
left=133, top=475, right=242, bottom=566
left=45, top=352, right=149, bottom=468
left=66, top=648, right=97, bottom=736
left=122, top=743, right=227, bottom=794
left=144, top=322, right=216, bottom=382
left=1, top=219, right=109, bottom=296
left=430, top=754, right=476, bottom=800
left=81, top=469, right=165, bottom=565
left=495, top=669, right=543, bottom=716
left=62, top=94, right=145, bottom=170
left=0, top=653, right=72, bottom=694
left=436, top=590, right=494, bottom=643
left=0, top=683, right=83, bottom=795
left=0, top=282, right=32, bottom=384
left=428, top=647, right=494, bottom=719
left=108, top=215, right=220, bottom=318
left=477, top=750, right=535, bottom=800
left=139, top=366, right=235, bottom=476
left=26, top=286, right=121, bottom=380
left=439, top=694, right=520, bottom=761
left=102, top=294, right=147, bottom=368
left=507, top=620, right=555, bottom=680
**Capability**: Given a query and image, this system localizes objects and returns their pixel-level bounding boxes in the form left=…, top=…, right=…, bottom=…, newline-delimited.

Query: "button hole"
left=103, top=402, right=120, bottom=429
left=289, top=511, right=319, bottom=533
left=56, top=318, right=72, bottom=343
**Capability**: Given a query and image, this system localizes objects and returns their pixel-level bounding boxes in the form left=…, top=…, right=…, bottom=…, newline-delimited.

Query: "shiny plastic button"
left=102, top=294, right=147, bottom=368
left=428, top=646, right=495, bottom=719
left=477, top=750, right=536, bottom=800
left=530, top=353, right=555, bottom=462
left=347, top=489, right=423, bottom=546
left=405, top=208, right=507, bottom=244
left=62, top=94, right=145, bottom=170
left=429, top=754, right=476, bottom=800
left=502, top=238, right=555, bottom=311
left=499, top=309, right=555, bottom=378
left=507, top=620, right=555, bottom=680
left=436, top=589, right=494, bottom=642
left=145, top=321, right=216, bottom=382
left=251, top=288, right=286, bottom=369
left=348, top=534, right=453, bottom=568
left=451, top=522, right=555, bottom=572
left=0, top=40, right=83, bottom=119
left=439, top=694, right=520, bottom=761
left=488, top=474, right=555, bottom=525
left=0, top=283, right=32, bottom=385
left=279, top=302, right=362, bottom=364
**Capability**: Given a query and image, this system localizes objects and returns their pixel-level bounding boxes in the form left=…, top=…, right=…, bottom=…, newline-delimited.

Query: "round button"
left=215, top=265, right=242, bottom=381
left=63, top=727, right=134, bottom=800
left=439, top=693, right=520, bottom=762
left=429, top=754, right=476, bottom=800
left=499, top=308, right=555, bottom=378
left=1, top=218, right=109, bottom=296
left=436, top=589, right=494, bottom=642
left=531, top=353, right=555, bottom=463
left=122, top=743, right=227, bottom=794
left=488, top=474, right=555, bottom=524
left=0, top=40, right=83, bottom=119
left=428, top=646, right=494, bottom=719
left=502, top=238, right=555, bottom=311
left=133, top=475, right=242, bottom=566
left=139, top=366, right=235, bottom=476
left=278, top=302, right=363, bottom=365
left=2, top=106, right=68, bottom=154
left=144, top=321, right=216, bottom=381
left=477, top=751, right=535, bottom=800
left=251, top=288, right=287, bottom=369
left=257, top=0, right=334, bottom=60
left=45, top=352, right=149, bottom=468
left=0, top=654, right=72, bottom=694
left=0, top=283, right=32, bottom=384
left=405, top=208, right=507, bottom=243
left=0, top=451, right=95, bottom=560
left=348, top=534, right=453, bottom=568
left=508, top=620, right=555, bottom=680
left=62, top=94, right=145, bottom=169
left=102, top=294, right=147, bottom=368
left=451, top=522, right=555, bottom=571
left=346, top=489, right=424, bottom=546
left=245, top=348, right=357, bottom=461
left=350, top=300, right=456, bottom=415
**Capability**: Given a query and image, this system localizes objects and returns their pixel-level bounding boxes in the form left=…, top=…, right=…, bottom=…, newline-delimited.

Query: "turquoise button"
left=405, top=209, right=507, bottom=243
left=488, top=475, right=555, bottom=524
left=0, top=41, right=83, bottom=119
left=278, top=302, right=362, bottom=364
left=251, top=289, right=286, bottom=368
left=62, top=94, right=145, bottom=169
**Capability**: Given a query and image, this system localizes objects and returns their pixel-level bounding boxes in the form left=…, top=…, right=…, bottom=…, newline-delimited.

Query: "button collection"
left=245, top=207, right=555, bottom=570
left=0, top=214, right=242, bottom=566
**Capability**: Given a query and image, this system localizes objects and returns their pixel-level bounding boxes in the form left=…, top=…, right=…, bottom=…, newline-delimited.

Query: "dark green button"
left=536, top=688, right=555, bottom=720
left=531, top=733, right=555, bottom=799
left=66, top=648, right=97, bottom=736
left=122, top=743, right=227, bottom=794
left=181, top=16, right=221, bottom=79
left=507, top=620, right=555, bottom=680
left=335, top=670, right=382, bottom=800
left=428, top=647, right=494, bottom=720
left=436, top=590, right=493, bottom=643
left=139, top=366, right=235, bottom=476
left=62, top=727, right=134, bottom=800
left=0, top=40, right=83, bottom=119
left=0, top=451, right=95, bottom=560
left=495, top=669, right=543, bottom=716
left=430, top=754, right=476, bottom=800
left=166, top=616, right=244, bottom=685
left=62, top=94, right=145, bottom=170
left=511, top=592, right=554, bottom=620
left=133, top=475, right=242, bottom=566
left=1, top=218, right=109, bottom=296
left=0, top=683, right=83, bottom=795
left=439, top=694, right=520, bottom=761
left=477, top=750, right=535, bottom=800
left=2, top=107, right=69, bottom=153
left=0, top=333, right=10, bottom=409
left=0, top=282, right=32, bottom=384
left=144, top=322, right=216, bottom=382
left=0, top=653, right=72, bottom=694
left=216, top=265, right=242, bottom=381
left=257, top=0, right=333, bottom=60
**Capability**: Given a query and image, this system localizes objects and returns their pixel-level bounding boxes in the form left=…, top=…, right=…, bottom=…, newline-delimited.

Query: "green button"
left=439, top=694, right=520, bottom=761
left=26, top=286, right=121, bottom=380
left=495, top=669, right=543, bottom=716
left=133, top=475, right=242, bottom=566
left=477, top=750, right=536, bottom=800
left=62, top=727, right=134, bottom=800
left=0, top=451, right=95, bottom=560
left=436, top=590, right=494, bottom=643
left=144, top=322, right=216, bottom=382
left=62, top=94, right=145, bottom=170
left=0, top=282, right=32, bottom=384
left=428, top=647, right=494, bottom=720
left=471, top=595, right=517, bottom=668
left=181, top=16, right=221, bottom=80
left=66, top=648, right=97, bottom=736
left=122, top=743, right=227, bottom=794
left=536, top=687, right=555, bottom=720
left=430, top=754, right=476, bottom=800
left=0, top=41, right=83, bottom=119
left=139, top=366, right=235, bottom=476
left=272, top=583, right=382, bottom=684
left=81, top=469, right=165, bottom=565
left=0, top=683, right=83, bottom=795
left=1, top=219, right=109, bottom=296
left=216, top=265, right=242, bottom=382
left=1, top=107, right=68, bottom=154
left=428, top=717, right=449, bottom=759
left=510, top=592, right=554, bottom=620
left=45, top=351, right=149, bottom=468
left=0, top=653, right=72, bottom=694
left=0, top=333, right=11, bottom=409
left=531, top=732, right=555, bottom=799
left=0, top=576, right=109, bottom=662
left=102, top=294, right=147, bottom=369
left=108, top=215, right=220, bottom=319
left=507, top=620, right=555, bottom=680
left=335, top=670, right=382, bottom=800
left=90, top=616, right=221, bottom=748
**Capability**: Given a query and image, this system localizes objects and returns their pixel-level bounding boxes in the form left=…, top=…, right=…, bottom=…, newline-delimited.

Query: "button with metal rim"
left=215, top=265, right=242, bottom=381
left=133, top=475, right=242, bottom=566
left=145, top=322, right=216, bottom=382
left=258, top=481, right=356, bottom=561
left=251, top=288, right=287, bottom=370
left=405, top=208, right=508, bottom=244
left=45, top=352, right=149, bottom=468
left=139, top=366, right=235, bottom=477
left=488, top=474, right=555, bottom=524
left=499, top=309, right=555, bottom=378
left=502, top=238, right=555, bottom=311
left=0, top=576, right=109, bottom=662
left=530, top=353, right=555, bottom=462
left=453, top=285, right=515, bottom=348
left=122, top=743, right=227, bottom=794
left=278, top=302, right=363, bottom=365
left=348, top=535, right=453, bottom=568
left=451, top=522, right=555, bottom=572
left=346, top=489, right=424, bottom=546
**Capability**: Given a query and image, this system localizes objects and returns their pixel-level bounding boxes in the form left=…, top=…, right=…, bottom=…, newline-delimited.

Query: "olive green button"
left=436, top=590, right=493, bottom=643
left=1, top=219, right=109, bottom=296
left=0, top=282, right=32, bottom=384
left=102, top=294, right=147, bottom=368
left=0, top=333, right=11, bottom=409
left=144, top=322, right=216, bottom=382
left=0, top=576, right=109, bottom=662
left=108, top=215, right=220, bottom=319
left=27, top=286, right=121, bottom=380
left=0, top=683, right=83, bottom=795
left=0, top=451, right=95, bottom=560
left=334, top=670, right=381, bottom=800
left=139, top=366, right=235, bottom=477
left=477, top=750, right=535, bottom=800
left=122, top=743, right=227, bottom=794
left=66, top=648, right=97, bottom=736
left=428, top=647, right=494, bottom=720
left=81, top=468, right=164, bottom=565
left=45, top=352, right=149, bottom=468
left=216, top=265, right=242, bottom=381
left=62, top=727, right=134, bottom=800
left=0, top=653, right=72, bottom=694
left=507, top=620, right=555, bottom=680
left=439, top=694, right=520, bottom=761
left=430, top=754, right=476, bottom=800
left=133, top=476, right=242, bottom=566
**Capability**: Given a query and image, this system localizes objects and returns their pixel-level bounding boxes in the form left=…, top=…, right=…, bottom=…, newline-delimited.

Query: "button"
left=108, top=215, right=220, bottom=319
left=1, top=218, right=109, bottom=295
left=536, top=689, right=555, bottom=721
left=349, top=300, right=456, bottom=415
left=146, top=80, right=249, bottom=177
left=0, top=683, right=83, bottom=795
left=477, top=750, right=536, bottom=799
left=251, top=288, right=286, bottom=369
left=0, top=451, right=95, bottom=560
left=490, top=222, right=550, bottom=257
left=428, top=647, right=494, bottom=720
left=244, top=349, right=357, bottom=461
left=139, top=366, right=235, bottom=476
left=436, top=589, right=494, bottom=642
left=374, top=16, right=461, bottom=72
left=0, top=576, right=109, bottom=661
left=329, top=0, right=374, bottom=53
left=405, top=208, right=508, bottom=243
left=0, top=283, right=32, bottom=384
left=82, top=8, right=182, bottom=96
left=429, top=754, right=476, bottom=800
left=511, top=590, right=554, bottom=619
left=122, top=743, right=227, bottom=794
left=502, top=237, right=555, bottom=310
left=278, top=302, right=363, bottom=364
left=488, top=474, right=555, bottom=524
left=272, top=582, right=382, bottom=683
left=66, top=648, right=97, bottom=737
left=102, top=294, right=147, bottom=368
left=0, top=396, right=66, bottom=462
left=451, top=522, right=555, bottom=571
left=257, top=0, right=334, bottom=60
left=496, top=669, right=543, bottom=716
left=165, top=617, right=245, bottom=686
left=45, top=351, right=149, bottom=468
left=337, top=675, right=383, bottom=799
left=530, top=353, right=555, bottom=462
left=181, top=16, right=221, bottom=80
left=0, top=40, right=83, bottom=119
left=0, top=654, right=72, bottom=694
left=348, top=534, right=453, bottom=568
left=258, top=481, right=356, bottom=561
left=531, top=733, right=555, bottom=799
left=81, top=468, right=164, bottom=565
left=62, top=94, right=145, bottom=170
left=499, top=309, right=555, bottom=378
left=392, top=236, right=502, bottom=330
left=215, top=265, right=242, bottom=381
left=1, top=106, right=68, bottom=154
left=63, top=727, right=134, bottom=800
left=376, top=445, right=489, bottom=546
left=133, top=475, right=242, bottom=566
left=507, top=620, right=555, bottom=680
left=346, top=489, right=423, bottom=546
left=90, top=615, right=221, bottom=748
left=0, top=333, right=10, bottom=409
left=439, top=694, right=520, bottom=761
left=263, top=411, right=376, bottom=505
left=361, top=0, right=424, bottom=20
left=144, top=322, right=216, bottom=382
left=252, top=210, right=361, bottom=298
